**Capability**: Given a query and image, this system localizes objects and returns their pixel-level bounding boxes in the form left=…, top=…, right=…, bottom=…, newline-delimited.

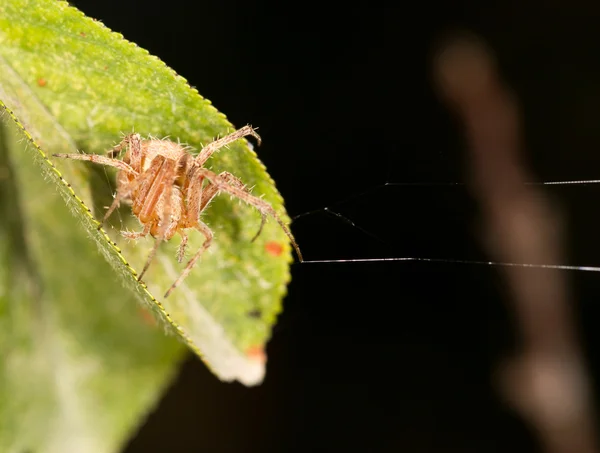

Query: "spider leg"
left=191, top=171, right=266, bottom=242
left=192, top=167, right=303, bottom=261
left=137, top=222, right=161, bottom=283
left=195, top=125, right=261, bottom=166
left=177, top=231, right=188, bottom=263
left=52, top=153, right=137, bottom=175
left=165, top=220, right=213, bottom=298
left=137, top=159, right=179, bottom=282
left=121, top=223, right=151, bottom=239
left=185, top=171, right=245, bottom=225
left=106, top=139, right=125, bottom=158
left=124, top=133, right=144, bottom=169
left=107, top=133, right=143, bottom=171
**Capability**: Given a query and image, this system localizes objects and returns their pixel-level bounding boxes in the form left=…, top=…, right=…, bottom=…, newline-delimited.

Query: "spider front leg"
left=106, top=133, right=143, bottom=167
left=195, top=125, right=261, bottom=166
left=52, top=152, right=141, bottom=228
left=52, top=152, right=137, bottom=175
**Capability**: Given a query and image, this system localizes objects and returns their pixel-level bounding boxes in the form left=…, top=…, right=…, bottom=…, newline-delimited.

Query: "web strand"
left=300, top=256, right=600, bottom=272
left=385, top=179, right=600, bottom=186
left=294, top=178, right=600, bottom=222
left=292, top=178, right=600, bottom=272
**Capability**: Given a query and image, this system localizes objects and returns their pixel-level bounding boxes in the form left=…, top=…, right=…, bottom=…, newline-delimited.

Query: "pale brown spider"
left=53, top=126, right=302, bottom=297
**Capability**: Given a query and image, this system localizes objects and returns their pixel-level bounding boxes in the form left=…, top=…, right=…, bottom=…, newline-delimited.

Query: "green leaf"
left=0, top=0, right=295, bottom=387
left=0, top=117, right=186, bottom=453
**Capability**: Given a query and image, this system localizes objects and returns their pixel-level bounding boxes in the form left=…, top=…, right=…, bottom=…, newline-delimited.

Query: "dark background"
left=71, top=2, right=600, bottom=452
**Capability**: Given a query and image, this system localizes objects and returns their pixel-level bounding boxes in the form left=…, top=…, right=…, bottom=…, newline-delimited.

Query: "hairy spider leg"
left=54, top=137, right=145, bottom=224
left=194, top=125, right=261, bottom=166
left=177, top=231, right=188, bottom=263
left=122, top=223, right=151, bottom=239
left=125, top=133, right=144, bottom=170
left=106, top=133, right=143, bottom=166
left=185, top=171, right=245, bottom=223
left=106, top=138, right=126, bottom=158
left=52, top=153, right=137, bottom=176
left=52, top=152, right=142, bottom=228
left=175, top=169, right=206, bottom=262
left=137, top=157, right=179, bottom=282
left=194, top=167, right=302, bottom=261
left=194, top=170, right=265, bottom=241
left=165, top=220, right=213, bottom=298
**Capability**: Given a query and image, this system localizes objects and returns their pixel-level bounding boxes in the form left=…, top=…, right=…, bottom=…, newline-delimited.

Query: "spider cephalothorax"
left=53, top=126, right=302, bottom=297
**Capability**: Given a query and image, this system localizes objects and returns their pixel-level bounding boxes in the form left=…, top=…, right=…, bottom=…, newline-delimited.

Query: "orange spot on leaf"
left=246, top=346, right=267, bottom=364
left=80, top=32, right=86, bottom=37
left=264, top=241, right=283, bottom=257
left=37, top=78, right=47, bottom=87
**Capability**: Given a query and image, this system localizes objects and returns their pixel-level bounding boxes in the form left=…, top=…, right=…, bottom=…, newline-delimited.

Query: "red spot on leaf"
left=264, top=241, right=283, bottom=257
left=37, top=78, right=47, bottom=87
left=246, top=346, right=267, bottom=364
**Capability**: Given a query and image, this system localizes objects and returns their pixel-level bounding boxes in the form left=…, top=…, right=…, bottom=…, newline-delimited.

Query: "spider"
left=53, top=126, right=302, bottom=297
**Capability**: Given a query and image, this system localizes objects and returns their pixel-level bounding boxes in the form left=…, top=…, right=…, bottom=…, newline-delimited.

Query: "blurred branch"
left=434, top=33, right=597, bottom=453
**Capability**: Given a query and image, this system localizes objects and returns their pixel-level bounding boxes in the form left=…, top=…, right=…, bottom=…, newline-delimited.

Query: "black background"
left=70, top=2, right=600, bottom=452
